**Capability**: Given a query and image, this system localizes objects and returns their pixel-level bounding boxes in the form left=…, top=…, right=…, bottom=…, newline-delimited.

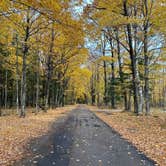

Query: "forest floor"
left=0, top=106, right=74, bottom=166
left=90, top=106, right=166, bottom=166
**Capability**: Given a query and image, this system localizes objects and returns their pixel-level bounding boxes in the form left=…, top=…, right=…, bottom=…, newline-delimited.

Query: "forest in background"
left=0, top=0, right=166, bottom=117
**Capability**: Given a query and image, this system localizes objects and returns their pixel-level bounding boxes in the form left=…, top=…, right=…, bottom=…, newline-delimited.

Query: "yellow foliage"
left=69, top=67, right=92, bottom=99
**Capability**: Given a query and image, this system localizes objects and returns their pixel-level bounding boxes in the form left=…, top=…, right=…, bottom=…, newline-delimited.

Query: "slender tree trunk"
left=51, top=81, right=54, bottom=108
left=96, top=64, right=100, bottom=106
left=115, top=29, right=128, bottom=110
left=144, top=0, right=150, bottom=115
left=163, top=84, right=166, bottom=111
left=91, top=72, right=96, bottom=105
left=55, top=75, right=61, bottom=107
left=20, top=9, right=30, bottom=117
left=15, top=34, right=19, bottom=114
left=55, top=83, right=59, bottom=107
left=35, top=53, right=40, bottom=114
left=61, top=79, right=68, bottom=107
left=45, top=55, right=51, bottom=111
left=124, top=91, right=128, bottom=110
left=0, top=89, right=1, bottom=116
left=62, top=92, right=65, bottom=107
left=57, top=88, right=61, bottom=107
left=110, top=38, right=115, bottom=108
left=5, top=70, right=8, bottom=110
left=101, top=32, right=107, bottom=105
left=127, top=90, right=132, bottom=111
left=20, top=46, right=27, bottom=117
left=0, top=72, right=2, bottom=114
left=103, top=60, right=107, bottom=105
left=134, top=4, right=143, bottom=114
left=45, top=23, right=55, bottom=111
left=59, top=85, right=63, bottom=106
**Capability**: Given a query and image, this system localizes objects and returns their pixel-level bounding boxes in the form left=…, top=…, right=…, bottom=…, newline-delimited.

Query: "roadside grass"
left=90, top=106, right=166, bottom=166
left=0, top=106, right=74, bottom=166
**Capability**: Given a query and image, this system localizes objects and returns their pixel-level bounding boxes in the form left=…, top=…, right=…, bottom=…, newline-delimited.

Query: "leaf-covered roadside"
left=0, top=106, right=73, bottom=166
left=93, top=110, right=166, bottom=166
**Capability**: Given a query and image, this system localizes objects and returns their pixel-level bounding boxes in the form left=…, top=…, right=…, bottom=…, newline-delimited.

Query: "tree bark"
left=96, top=64, right=100, bottom=106
left=115, top=29, right=128, bottom=110
left=91, top=72, right=96, bottom=105
left=35, top=52, right=40, bottom=114
left=45, top=22, right=55, bottom=111
left=144, top=0, right=150, bottom=115
left=103, top=60, right=107, bottom=105
left=109, top=37, right=116, bottom=108
left=123, top=0, right=141, bottom=114
left=15, top=34, right=19, bottom=114
left=127, top=90, right=132, bottom=111
left=5, top=70, right=8, bottom=110
left=0, top=90, right=1, bottom=116
left=20, top=9, right=30, bottom=117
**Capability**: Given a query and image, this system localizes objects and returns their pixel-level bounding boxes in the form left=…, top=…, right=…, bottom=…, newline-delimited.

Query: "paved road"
left=15, top=106, right=156, bottom=166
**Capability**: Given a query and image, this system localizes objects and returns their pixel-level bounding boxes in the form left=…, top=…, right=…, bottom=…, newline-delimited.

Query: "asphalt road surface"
left=15, top=105, right=156, bottom=166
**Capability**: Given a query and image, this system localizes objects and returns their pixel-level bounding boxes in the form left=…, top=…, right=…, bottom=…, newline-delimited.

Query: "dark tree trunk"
left=96, top=64, right=100, bottom=106
left=0, top=89, right=2, bottom=116
left=35, top=53, right=40, bottom=114
left=144, top=0, right=150, bottom=115
left=103, top=61, right=107, bottom=105
left=115, top=29, right=128, bottom=110
left=45, top=23, right=55, bottom=111
left=55, top=82, right=59, bottom=107
left=109, top=38, right=115, bottom=108
left=5, top=70, right=8, bottom=110
left=91, top=72, right=96, bottom=105
left=15, top=34, right=19, bottom=114
left=127, top=90, right=132, bottom=111
left=123, top=0, right=141, bottom=114
left=45, top=56, right=51, bottom=111
left=101, top=32, right=108, bottom=105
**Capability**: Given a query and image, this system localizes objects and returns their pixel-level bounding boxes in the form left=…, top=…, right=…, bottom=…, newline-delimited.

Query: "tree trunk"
left=5, top=70, right=8, bottom=110
left=0, top=80, right=2, bottom=116
left=96, top=64, right=100, bottom=106
left=20, top=45, right=28, bottom=117
left=20, top=9, right=30, bottom=117
left=123, top=0, right=141, bottom=114
left=124, top=91, right=128, bottom=110
left=144, top=0, right=150, bottom=115
left=101, top=32, right=107, bottom=105
left=35, top=53, right=40, bottom=114
left=0, top=94, right=1, bottom=116
left=163, top=84, right=166, bottom=111
left=109, top=37, right=115, bottom=108
left=103, top=60, right=107, bottom=105
left=45, top=55, right=51, bottom=111
left=115, top=29, right=128, bottom=110
left=15, top=34, right=19, bottom=114
left=45, top=23, right=55, bottom=111
left=127, top=90, right=132, bottom=111
left=55, top=82, right=59, bottom=107
left=61, top=79, right=68, bottom=107
left=91, top=72, right=96, bottom=105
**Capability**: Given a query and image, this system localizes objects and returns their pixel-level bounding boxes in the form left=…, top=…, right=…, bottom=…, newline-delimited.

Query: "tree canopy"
left=0, top=0, right=166, bottom=116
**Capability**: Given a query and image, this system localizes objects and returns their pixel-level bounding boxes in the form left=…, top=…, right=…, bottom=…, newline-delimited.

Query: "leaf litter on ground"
left=0, top=106, right=73, bottom=166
